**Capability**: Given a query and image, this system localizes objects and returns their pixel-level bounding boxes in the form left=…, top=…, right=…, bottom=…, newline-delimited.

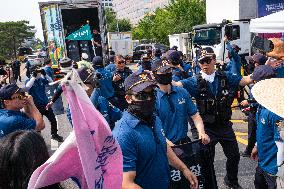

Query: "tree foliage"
left=105, top=8, right=132, bottom=32
left=132, top=0, right=206, bottom=45
left=0, top=21, right=34, bottom=59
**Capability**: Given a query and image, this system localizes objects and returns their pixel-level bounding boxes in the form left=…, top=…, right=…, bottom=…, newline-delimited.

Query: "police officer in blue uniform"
left=112, top=71, right=198, bottom=189
left=152, top=59, right=210, bottom=145
left=25, top=66, right=63, bottom=142
left=0, top=84, right=44, bottom=137
left=249, top=65, right=279, bottom=189
left=43, top=59, right=55, bottom=81
left=152, top=48, right=162, bottom=62
left=224, top=36, right=242, bottom=76
left=112, top=55, right=133, bottom=110
left=167, top=51, right=191, bottom=82
left=92, top=56, right=115, bottom=100
left=174, top=47, right=253, bottom=189
left=105, top=55, right=116, bottom=74
left=239, top=53, right=268, bottom=157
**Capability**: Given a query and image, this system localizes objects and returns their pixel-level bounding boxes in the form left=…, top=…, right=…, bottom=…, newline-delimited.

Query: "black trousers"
left=254, top=166, right=277, bottom=189
left=205, top=121, right=240, bottom=185
left=245, top=111, right=257, bottom=154
left=37, top=105, right=58, bottom=135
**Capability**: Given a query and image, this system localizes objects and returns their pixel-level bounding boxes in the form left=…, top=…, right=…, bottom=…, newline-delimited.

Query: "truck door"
left=41, top=4, right=65, bottom=67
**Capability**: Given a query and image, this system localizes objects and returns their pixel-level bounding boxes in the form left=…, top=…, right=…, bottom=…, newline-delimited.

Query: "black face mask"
left=128, top=99, right=155, bottom=123
left=155, top=72, right=172, bottom=85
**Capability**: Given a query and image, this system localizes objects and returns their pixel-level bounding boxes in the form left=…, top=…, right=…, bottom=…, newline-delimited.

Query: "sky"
left=0, top=0, right=57, bottom=40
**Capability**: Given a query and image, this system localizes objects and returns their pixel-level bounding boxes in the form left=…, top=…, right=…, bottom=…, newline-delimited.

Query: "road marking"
left=235, top=132, right=248, bottom=145
left=230, top=119, right=247, bottom=123
left=236, top=136, right=248, bottom=145
left=235, top=132, right=248, bottom=136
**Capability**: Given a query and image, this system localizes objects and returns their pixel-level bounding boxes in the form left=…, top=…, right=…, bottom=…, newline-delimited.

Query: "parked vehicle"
left=132, top=43, right=168, bottom=61
left=108, top=32, right=133, bottom=57
left=26, top=54, right=45, bottom=67
left=39, top=0, right=107, bottom=68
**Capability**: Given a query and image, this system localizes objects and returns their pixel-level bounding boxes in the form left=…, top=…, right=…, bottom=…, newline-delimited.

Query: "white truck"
left=168, top=33, right=191, bottom=55
left=107, top=32, right=133, bottom=56
left=192, top=0, right=259, bottom=65
left=39, top=0, right=107, bottom=67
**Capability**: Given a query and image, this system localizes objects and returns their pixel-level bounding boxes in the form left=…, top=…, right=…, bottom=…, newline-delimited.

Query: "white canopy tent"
left=250, top=10, right=284, bottom=33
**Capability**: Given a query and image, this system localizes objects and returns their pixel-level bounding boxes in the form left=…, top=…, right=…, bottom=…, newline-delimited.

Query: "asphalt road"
left=17, top=63, right=257, bottom=189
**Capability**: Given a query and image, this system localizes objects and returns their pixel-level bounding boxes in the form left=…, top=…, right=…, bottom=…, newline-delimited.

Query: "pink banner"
left=258, top=33, right=283, bottom=38
left=28, top=71, right=123, bottom=189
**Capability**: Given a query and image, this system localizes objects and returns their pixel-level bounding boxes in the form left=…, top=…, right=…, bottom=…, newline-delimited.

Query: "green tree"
left=132, top=0, right=206, bottom=45
left=105, top=8, right=132, bottom=32
left=0, top=21, right=34, bottom=59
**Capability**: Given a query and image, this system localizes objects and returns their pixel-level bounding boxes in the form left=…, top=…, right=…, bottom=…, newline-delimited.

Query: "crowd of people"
left=0, top=35, right=284, bottom=189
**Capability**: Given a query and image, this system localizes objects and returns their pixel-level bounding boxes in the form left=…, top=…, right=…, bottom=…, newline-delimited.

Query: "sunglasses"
left=117, top=60, right=126, bottom=65
left=199, top=58, right=213, bottom=65
left=132, top=91, right=156, bottom=101
left=11, top=94, right=27, bottom=100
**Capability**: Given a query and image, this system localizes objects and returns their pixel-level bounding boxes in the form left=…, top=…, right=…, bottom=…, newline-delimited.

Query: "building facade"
left=113, top=0, right=170, bottom=25
left=102, top=0, right=113, bottom=8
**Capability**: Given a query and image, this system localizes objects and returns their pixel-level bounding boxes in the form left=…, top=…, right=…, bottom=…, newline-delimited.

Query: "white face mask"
left=201, top=70, right=216, bottom=83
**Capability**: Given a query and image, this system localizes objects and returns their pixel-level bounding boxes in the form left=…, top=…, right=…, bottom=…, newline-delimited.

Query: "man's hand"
left=24, top=95, right=35, bottom=107
left=250, top=146, right=258, bottom=161
left=182, top=168, right=198, bottom=189
left=113, top=74, right=121, bottom=82
left=46, top=101, right=53, bottom=110
left=240, top=100, right=249, bottom=107
left=199, top=133, right=210, bottom=145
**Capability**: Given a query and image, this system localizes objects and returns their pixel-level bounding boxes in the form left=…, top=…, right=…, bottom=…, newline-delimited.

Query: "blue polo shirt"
left=105, top=63, right=116, bottom=74
left=112, top=111, right=170, bottom=189
left=25, top=77, right=49, bottom=107
left=90, top=88, right=122, bottom=129
left=0, top=109, right=36, bottom=138
left=276, top=65, right=284, bottom=78
left=172, top=63, right=193, bottom=82
left=180, top=72, right=242, bottom=98
left=256, top=106, right=283, bottom=175
left=44, top=66, right=55, bottom=81
left=95, top=68, right=114, bottom=99
left=156, top=86, right=197, bottom=143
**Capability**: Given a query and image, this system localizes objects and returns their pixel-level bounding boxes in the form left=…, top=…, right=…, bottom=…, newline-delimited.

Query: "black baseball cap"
left=151, top=59, right=171, bottom=73
left=124, top=71, right=156, bottom=93
left=92, top=56, right=103, bottom=68
left=77, top=67, right=94, bottom=83
left=0, top=83, right=24, bottom=100
left=198, top=47, right=216, bottom=62
left=252, top=53, right=268, bottom=65
left=167, top=51, right=181, bottom=63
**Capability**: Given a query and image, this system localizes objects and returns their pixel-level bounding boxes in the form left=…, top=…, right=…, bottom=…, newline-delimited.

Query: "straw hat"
left=251, top=78, right=284, bottom=118
left=266, top=38, right=284, bottom=60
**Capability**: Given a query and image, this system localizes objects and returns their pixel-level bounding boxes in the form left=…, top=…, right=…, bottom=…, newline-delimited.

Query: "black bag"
left=169, top=140, right=218, bottom=189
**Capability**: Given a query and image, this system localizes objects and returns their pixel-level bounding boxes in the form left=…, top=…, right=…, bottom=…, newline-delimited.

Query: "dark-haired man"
left=152, top=59, right=210, bottom=145
left=174, top=47, right=253, bottom=189
left=25, top=66, right=63, bottom=142
left=0, top=83, right=44, bottom=137
left=113, top=71, right=198, bottom=189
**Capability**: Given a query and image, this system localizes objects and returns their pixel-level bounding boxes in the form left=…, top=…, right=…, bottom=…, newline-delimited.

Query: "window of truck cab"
left=193, top=27, right=222, bottom=46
